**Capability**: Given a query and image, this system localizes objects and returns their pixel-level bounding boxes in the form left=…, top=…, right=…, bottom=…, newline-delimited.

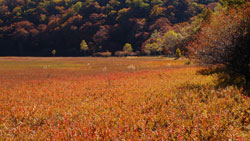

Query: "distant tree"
left=175, top=48, right=181, bottom=58
left=144, top=43, right=154, bottom=55
left=142, top=30, right=164, bottom=55
left=150, top=5, right=165, bottom=18
left=71, top=1, right=83, bottom=14
left=163, top=30, right=183, bottom=54
left=123, top=43, right=133, bottom=52
left=80, top=40, right=89, bottom=56
left=52, top=49, right=56, bottom=57
left=116, top=8, right=130, bottom=21
left=220, top=0, right=247, bottom=8
left=149, top=18, right=171, bottom=32
left=12, top=6, right=22, bottom=17
left=93, top=25, right=111, bottom=44
left=144, top=41, right=163, bottom=55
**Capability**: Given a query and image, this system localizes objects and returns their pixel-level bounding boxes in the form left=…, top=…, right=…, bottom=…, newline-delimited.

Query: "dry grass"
left=0, top=57, right=249, bottom=140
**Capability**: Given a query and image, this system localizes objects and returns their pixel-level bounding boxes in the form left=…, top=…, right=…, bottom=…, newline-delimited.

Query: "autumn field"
left=0, top=57, right=249, bottom=140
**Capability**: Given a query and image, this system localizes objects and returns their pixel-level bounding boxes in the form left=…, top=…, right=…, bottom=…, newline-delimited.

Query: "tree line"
left=0, top=0, right=218, bottom=56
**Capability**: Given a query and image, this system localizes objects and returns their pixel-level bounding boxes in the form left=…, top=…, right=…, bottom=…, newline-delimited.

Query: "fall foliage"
left=0, top=57, right=249, bottom=140
left=188, top=1, right=250, bottom=94
left=0, top=0, right=219, bottom=56
left=0, top=0, right=250, bottom=139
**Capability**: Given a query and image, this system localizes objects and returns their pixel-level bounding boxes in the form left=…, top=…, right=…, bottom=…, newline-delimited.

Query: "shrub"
left=114, top=51, right=127, bottom=57
left=114, top=51, right=138, bottom=57
left=123, top=43, right=133, bottom=52
left=93, top=51, right=112, bottom=57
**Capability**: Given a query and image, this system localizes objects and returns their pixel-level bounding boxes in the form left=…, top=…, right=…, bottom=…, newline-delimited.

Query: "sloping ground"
left=0, top=57, right=249, bottom=140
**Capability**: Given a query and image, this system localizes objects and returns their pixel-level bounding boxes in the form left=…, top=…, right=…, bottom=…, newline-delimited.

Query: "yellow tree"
left=51, top=49, right=56, bottom=57
left=123, top=43, right=133, bottom=52
left=80, top=40, right=89, bottom=56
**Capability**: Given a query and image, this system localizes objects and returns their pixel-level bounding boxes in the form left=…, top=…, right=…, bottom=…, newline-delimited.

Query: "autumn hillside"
left=0, top=0, right=218, bottom=56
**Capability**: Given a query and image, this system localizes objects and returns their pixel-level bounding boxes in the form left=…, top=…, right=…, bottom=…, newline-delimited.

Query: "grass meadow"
left=0, top=57, right=249, bottom=140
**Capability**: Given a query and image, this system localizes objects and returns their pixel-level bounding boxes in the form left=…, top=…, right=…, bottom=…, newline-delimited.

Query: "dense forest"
left=0, top=0, right=219, bottom=56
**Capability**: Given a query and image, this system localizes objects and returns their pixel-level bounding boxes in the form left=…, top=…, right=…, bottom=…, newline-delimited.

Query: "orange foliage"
left=0, top=57, right=249, bottom=140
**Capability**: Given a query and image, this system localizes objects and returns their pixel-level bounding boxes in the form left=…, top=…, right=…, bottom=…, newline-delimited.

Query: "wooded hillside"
left=0, top=0, right=218, bottom=56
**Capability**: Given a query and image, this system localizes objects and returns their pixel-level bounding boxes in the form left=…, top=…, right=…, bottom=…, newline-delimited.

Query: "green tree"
left=123, top=43, right=133, bottom=52
left=144, top=41, right=163, bottom=55
left=80, top=40, right=89, bottom=56
left=163, top=30, right=184, bottom=54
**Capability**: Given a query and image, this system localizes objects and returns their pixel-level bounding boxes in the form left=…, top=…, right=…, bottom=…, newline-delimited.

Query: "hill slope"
left=0, top=0, right=218, bottom=56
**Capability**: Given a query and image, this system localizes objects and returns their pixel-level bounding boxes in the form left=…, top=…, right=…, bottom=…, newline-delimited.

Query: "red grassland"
left=0, top=57, right=249, bottom=140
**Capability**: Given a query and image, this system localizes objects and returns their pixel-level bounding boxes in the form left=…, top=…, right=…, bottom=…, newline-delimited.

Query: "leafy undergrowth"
left=0, top=57, right=249, bottom=140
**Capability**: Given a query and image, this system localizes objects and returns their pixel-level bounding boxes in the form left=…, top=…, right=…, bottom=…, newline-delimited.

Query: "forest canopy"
left=0, top=0, right=219, bottom=56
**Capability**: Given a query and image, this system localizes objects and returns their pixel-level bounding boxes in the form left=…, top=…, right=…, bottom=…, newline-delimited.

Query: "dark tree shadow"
left=198, top=66, right=249, bottom=96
